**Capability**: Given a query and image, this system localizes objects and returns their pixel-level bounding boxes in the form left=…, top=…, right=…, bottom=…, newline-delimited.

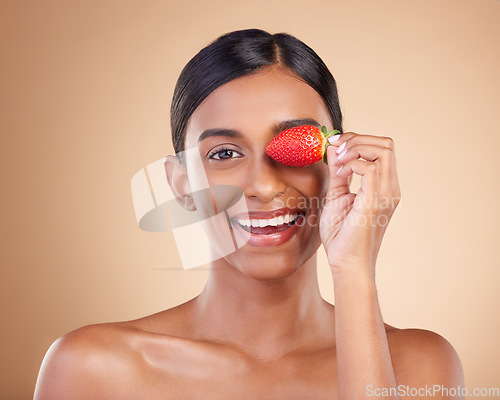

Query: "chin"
left=221, top=237, right=321, bottom=282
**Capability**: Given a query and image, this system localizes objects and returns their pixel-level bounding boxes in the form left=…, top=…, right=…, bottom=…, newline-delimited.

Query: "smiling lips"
left=230, top=208, right=306, bottom=247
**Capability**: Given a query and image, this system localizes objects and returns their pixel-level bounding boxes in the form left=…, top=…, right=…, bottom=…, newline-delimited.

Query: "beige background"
left=1, top=0, right=499, bottom=398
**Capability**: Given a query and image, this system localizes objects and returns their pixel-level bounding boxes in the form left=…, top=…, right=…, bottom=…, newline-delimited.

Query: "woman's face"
left=183, top=66, right=333, bottom=280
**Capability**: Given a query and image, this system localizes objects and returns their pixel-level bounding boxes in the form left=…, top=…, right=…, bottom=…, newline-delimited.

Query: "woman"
left=34, top=29, right=464, bottom=399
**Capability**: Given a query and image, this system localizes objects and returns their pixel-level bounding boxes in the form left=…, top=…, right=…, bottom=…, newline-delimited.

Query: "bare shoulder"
left=385, top=325, right=465, bottom=389
left=34, top=302, right=200, bottom=400
left=34, top=322, right=142, bottom=399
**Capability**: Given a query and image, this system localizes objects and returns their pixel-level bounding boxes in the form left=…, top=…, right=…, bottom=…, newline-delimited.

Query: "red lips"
left=229, top=208, right=306, bottom=248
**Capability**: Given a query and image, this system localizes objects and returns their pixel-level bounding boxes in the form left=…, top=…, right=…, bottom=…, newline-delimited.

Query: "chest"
left=133, top=351, right=339, bottom=400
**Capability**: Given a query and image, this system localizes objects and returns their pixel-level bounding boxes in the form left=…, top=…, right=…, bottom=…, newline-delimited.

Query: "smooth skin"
left=34, top=66, right=464, bottom=399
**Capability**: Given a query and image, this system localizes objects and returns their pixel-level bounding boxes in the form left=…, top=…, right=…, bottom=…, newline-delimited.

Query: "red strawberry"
left=265, top=125, right=341, bottom=167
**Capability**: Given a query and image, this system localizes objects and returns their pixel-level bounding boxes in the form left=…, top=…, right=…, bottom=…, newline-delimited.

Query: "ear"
left=164, top=155, right=196, bottom=211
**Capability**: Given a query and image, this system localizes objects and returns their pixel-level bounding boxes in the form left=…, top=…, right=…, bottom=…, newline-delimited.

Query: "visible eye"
left=208, top=147, right=243, bottom=160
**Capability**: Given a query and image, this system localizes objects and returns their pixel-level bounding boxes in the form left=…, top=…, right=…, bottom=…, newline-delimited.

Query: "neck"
left=190, top=253, right=335, bottom=361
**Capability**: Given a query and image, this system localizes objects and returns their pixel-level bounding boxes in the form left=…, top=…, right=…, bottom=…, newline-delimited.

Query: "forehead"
left=185, top=67, right=331, bottom=145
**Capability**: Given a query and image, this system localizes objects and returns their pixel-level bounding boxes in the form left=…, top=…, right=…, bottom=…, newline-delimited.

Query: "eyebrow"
left=272, top=118, right=321, bottom=134
left=197, top=128, right=243, bottom=143
left=197, top=118, right=322, bottom=143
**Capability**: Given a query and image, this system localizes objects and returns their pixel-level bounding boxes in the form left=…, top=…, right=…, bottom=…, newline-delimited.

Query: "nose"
left=243, top=156, right=287, bottom=203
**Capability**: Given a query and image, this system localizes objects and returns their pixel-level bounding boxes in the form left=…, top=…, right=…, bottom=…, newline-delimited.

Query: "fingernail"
left=336, top=165, right=344, bottom=175
left=336, top=142, right=346, bottom=154
left=328, top=135, right=340, bottom=144
left=337, top=149, right=347, bottom=160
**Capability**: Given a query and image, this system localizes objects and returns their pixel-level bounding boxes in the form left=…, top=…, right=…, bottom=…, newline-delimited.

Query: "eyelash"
left=207, top=146, right=243, bottom=161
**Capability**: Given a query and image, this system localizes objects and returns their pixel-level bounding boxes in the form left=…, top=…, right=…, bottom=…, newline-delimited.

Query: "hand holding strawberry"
left=319, top=132, right=401, bottom=276
left=266, top=125, right=400, bottom=276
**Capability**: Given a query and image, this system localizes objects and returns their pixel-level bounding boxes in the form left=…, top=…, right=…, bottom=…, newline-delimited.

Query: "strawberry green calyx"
left=321, top=125, right=341, bottom=165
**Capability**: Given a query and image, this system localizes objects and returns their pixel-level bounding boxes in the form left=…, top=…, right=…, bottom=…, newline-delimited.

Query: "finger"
left=334, top=133, right=400, bottom=202
left=332, top=143, right=393, bottom=200
left=325, top=145, right=350, bottom=201
left=333, top=132, right=395, bottom=153
left=336, top=159, right=379, bottom=208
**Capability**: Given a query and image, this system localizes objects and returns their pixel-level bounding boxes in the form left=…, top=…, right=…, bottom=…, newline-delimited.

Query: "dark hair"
left=170, top=28, right=343, bottom=155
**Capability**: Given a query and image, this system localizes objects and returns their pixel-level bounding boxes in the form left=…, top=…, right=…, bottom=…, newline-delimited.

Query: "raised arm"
left=320, top=132, right=463, bottom=399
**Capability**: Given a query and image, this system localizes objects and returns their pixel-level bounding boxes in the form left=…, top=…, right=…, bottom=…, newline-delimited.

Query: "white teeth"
left=268, top=217, right=278, bottom=226
left=236, top=214, right=298, bottom=228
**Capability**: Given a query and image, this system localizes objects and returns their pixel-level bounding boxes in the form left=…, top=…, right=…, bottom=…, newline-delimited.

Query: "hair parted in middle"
left=170, top=28, right=343, bottom=156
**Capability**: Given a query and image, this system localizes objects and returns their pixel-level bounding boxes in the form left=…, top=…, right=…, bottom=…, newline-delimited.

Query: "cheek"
left=293, top=166, right=329, bottom=200
left=198, top=166, right=249, bottom=217
left=205, top=166, right=245, bottom=186
left=205, top=168, right=247, bottom=200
